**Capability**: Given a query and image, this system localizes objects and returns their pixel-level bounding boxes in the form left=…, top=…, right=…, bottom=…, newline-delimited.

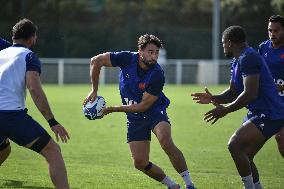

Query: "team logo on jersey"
left=259, top=123, right=264, bottom=130
left=281, top=54, right=284, bottom=59
left=264, top=53, right=268, bottom=58
left=138, top=82, right=146, bottom=90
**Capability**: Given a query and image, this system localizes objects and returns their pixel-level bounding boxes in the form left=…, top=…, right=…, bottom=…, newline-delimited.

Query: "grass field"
left=0, top=85, right=283, bottom=189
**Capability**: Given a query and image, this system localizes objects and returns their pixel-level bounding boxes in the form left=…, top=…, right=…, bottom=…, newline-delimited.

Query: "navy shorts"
left=0, top=110, right=49, bottom=147
left=127, top=110, right=170, bottom=142
left=243, top=112, right=284, bottom=139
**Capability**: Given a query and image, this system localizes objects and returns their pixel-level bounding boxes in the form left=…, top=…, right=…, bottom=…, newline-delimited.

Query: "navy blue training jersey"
left=259, top=40, right=284, bottom=99
left=0, top=38, right=12, bottom=51
left=110, top=51, right=170, bottom=121
left=231, top=47, right=284, bottom=119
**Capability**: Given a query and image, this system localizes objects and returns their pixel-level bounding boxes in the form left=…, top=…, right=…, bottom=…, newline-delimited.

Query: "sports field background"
left=0, top=85, right=283, bottom=189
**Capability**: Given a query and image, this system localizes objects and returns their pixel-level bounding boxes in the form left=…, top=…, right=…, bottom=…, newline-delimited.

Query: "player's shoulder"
left=240, top=47, right=264, bottom=66
left=111, top=51, right=137, bottom=57
left=150, top=65, right=165, bottom=79
left=243, top=47, right=259, bottom=57
left=259, top=40, right=272, bottom=49
left=111, top=51, right=137, bottom=62
left=110, top=51, right=138, bottom=68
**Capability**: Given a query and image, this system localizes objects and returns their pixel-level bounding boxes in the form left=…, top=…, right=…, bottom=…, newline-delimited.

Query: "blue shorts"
left=0, top=110, right=49, bottom=146
left=243, top=112, right=284, bottom=139
left=127, top=110, right=170, bottom=142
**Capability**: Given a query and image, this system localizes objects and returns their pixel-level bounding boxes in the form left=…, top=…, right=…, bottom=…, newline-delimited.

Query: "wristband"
left=47, top=118, right=59, bottom=127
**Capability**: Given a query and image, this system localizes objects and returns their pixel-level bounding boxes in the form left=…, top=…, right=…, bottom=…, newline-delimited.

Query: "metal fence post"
left=176, top=60, right=182, bottom=84
left=58, top=59, right=64, bottom=86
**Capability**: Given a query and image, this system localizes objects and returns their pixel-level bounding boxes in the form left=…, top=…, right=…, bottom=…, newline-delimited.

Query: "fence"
left=40, top=58, right=231, bottom=85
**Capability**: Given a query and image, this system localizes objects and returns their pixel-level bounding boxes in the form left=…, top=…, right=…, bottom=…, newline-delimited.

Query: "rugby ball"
left=83, top=96, right=106, bottom=120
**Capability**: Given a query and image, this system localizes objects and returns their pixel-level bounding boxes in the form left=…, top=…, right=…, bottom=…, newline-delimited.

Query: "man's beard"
left=225, top=52, right=233, bottom=58
left=142, top=59, right=156, bottom=68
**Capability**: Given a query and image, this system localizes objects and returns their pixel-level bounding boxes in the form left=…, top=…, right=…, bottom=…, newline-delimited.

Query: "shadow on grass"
left=0, top=179, right=54, bottom=189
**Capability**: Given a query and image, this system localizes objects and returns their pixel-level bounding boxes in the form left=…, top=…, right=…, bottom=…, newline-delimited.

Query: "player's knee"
left=227, top=138, right=241, bottom=155
left=44, top=139, right=61, bottom=154
left=40, top=139, right=62, bottom=162
left=160, top=137, right=174, bottom=152
left=133, top=158, right=148, bottom=171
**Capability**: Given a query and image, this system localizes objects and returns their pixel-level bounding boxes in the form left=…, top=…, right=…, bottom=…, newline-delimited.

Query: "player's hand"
left=102, top=107, right=113, bottom=116
left=51, top=124, right=70, bottom=143
left=191, top=87, right=212, bottom=104
left=83, top=90, right=97, bottom=106
left=204, top=102, right=229, bottom=124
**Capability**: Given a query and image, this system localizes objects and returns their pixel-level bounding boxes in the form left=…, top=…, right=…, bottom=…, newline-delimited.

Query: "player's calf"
left=40, top=139, right=70, bottom=189
left=0, top=139, right=11, bottom=165
left=275, top=130, right=284, bottom=158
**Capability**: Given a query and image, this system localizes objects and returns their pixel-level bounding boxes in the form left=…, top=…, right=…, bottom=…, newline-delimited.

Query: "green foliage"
left=0, top=85, right=283, bottom=189
left=0, top=0, right=283, bottom=58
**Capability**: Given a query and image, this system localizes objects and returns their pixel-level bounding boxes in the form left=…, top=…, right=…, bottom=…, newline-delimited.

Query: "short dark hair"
left=138, top=34, right=163, bottom=50
left=12, top=18, right=38, bottom=40
left=269, top=15, right=284, bottom=27
left=222, top=26, right=246, bottom=43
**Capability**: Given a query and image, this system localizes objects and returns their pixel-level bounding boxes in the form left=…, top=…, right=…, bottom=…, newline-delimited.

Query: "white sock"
left=241, top=174, right=255, bottom=189
left=161, top=176, right=176, bottom=188
left=180, top=170, right=193, bottom=186
left=254, top=181, right=263, bottom=189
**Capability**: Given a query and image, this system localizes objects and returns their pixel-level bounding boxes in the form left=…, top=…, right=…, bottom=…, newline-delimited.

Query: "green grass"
left=0, top=85, right=283, bottom=189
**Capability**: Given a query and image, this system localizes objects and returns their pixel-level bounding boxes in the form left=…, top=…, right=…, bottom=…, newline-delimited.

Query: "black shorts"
left=0, top=110, right=49, bottom=146
left=243, top=112, right=284, bottom=139
left=127, top=110, right=170, bottom=142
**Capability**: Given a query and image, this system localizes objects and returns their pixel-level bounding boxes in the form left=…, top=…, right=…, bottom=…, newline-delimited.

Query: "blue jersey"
left=0, top=38, right=12, bottom=51
left=259, top=40, right=284, bottom=99
left=110, top=51, right=170, bottom=121
left=231, top=47, right=284, bottom=120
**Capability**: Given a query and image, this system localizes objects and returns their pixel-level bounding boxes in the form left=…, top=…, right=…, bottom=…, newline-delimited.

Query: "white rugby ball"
left=83, top=96, right=106, bottom=120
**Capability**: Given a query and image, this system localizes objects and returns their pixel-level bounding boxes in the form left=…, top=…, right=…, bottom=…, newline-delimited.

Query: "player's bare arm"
left=204, top=74, right=259, bottom=124
left=84, top=52, right=113, bottom=105
left=211, top=81, right=238, bottom=104
left=225, top=74, right=259, bottom=113
left=26, top=71, right=54, bottom=120
left=26, top=71, right=70, bottom=142
left=103, top=92, right=158, bottom=115
left=191, top=81, right=238, bottom=105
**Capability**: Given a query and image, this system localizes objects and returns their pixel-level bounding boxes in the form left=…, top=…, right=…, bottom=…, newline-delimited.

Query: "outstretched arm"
left=191, top=81, right=238, bottom=105
left=26, top=71, right=69, bottom=142
left=103, top=68, right=164, bottom=115
left=103, top=92, right=158, bottom=114
left=204, top=74, right=259, bottom=124
left=225, top=74, right=259, bottom=113
left=211, top=81, right=238, bottom=104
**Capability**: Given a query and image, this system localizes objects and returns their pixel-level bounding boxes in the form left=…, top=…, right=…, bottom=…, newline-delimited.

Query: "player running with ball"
left=84, top=34, right=196, bottom=189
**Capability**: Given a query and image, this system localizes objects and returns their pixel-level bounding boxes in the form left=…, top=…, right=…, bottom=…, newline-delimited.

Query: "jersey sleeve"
left=240, top=54, right=261, bottom=77
left=0, top=38, right=12, bottom=50
left=25, top=52, right=42, bottom=75
left=258, top=43, right=264, bottom=55
left=145, top=71, right=165, bottom=96
left=110, top=51, right=133, bottom=67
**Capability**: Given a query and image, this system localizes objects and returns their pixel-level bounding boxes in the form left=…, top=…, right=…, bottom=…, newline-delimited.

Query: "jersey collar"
left=12, top=43, right=27, bottom=48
